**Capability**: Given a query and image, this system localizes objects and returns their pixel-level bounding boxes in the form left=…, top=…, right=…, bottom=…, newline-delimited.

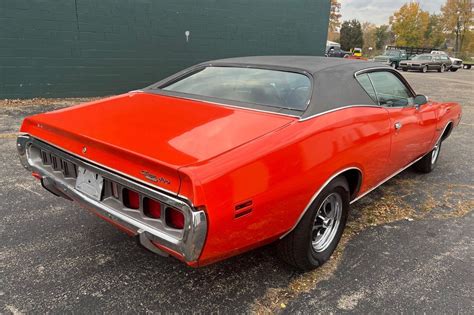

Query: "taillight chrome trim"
left=17, top=134, right=207, bottom=262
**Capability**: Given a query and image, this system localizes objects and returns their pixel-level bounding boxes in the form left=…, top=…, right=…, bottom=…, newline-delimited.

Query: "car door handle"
left=394, top=122, right=402, bottom=130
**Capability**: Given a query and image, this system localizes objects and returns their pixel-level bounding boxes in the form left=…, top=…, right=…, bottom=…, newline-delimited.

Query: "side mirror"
left=414, top=95, right=428, bottom=108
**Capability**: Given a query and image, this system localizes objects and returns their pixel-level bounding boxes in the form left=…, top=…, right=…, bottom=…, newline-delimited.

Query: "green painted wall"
left=0, top=0, right=330, bottom=99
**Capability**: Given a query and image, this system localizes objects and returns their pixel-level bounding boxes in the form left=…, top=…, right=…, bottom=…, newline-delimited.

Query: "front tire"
left=277, top=177, right=350, bottom=271
left=438, top=64, right=446, bottom=73
left=391, top=62, right=397, bottom=69
left=450, top=68, right=458, bottom=72
left=421, top=65, right=428, bottom=73
left=414, top=140, right=441, bottom=173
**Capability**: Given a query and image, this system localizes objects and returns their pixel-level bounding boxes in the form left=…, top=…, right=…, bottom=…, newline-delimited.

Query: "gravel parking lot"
left=1, top=70, right=473, bottom=313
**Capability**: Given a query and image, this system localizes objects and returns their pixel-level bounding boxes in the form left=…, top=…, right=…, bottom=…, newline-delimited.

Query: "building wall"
left=0, top=0, right=330, bottom=98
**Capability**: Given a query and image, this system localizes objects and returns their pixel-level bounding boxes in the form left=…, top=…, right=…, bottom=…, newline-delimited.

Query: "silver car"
left=400, top=54, right=452, bottom=73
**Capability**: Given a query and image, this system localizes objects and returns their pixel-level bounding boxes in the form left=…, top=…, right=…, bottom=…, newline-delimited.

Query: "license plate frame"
left=75, top=166, right=104, bottom=201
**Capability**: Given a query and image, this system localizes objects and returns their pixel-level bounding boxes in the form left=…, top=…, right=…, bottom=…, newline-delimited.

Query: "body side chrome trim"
left=279, top=167, right=362, bottom=239
left=298, top=105, right=384, bottom=122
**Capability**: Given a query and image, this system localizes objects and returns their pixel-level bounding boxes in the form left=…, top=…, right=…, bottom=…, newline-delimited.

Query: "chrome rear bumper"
left=17, top=135, right=207, bottom=263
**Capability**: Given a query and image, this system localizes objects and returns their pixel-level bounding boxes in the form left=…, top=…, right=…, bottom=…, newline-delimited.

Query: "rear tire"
left=450, top=68, right=458, bottom=72
left=414, top=140, right=441, bottom=173
left=402, top=67, right=408, bottom=72
left=277, top=177, right=350, bottom=271
left=391, top=62, right=397, bottom=69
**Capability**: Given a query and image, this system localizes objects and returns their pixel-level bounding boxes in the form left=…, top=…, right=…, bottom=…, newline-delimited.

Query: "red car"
left=17, top=56, right=461, bottom=270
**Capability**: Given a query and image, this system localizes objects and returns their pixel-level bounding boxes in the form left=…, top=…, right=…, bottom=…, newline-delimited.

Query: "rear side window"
left=357, top=71, right=414, bottom=107
left=356, top=73, right=377, bottom=102
left=369, top=71, right=413, bottom=107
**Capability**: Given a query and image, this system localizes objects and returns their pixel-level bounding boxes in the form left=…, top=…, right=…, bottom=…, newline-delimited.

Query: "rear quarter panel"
left=183, top=107, right=393, bottom=265
left=432, top=101, right=462, bottom=146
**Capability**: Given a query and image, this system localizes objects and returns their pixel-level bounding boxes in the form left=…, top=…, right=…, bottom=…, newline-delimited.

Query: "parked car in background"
left=352, top=48, right=362, bottom=57
left=374, top=46, right=436, bottom=69
left=17, top=57, right=462, bottom=271
left=400, top=54, right=452, bottom=73
left=344, top=48, right=368, bottom=61
left=431, top=51, right=462, bottom=72
left=373, top=49, right=409, bottom=68
left=326, top=46, right=351, bottom=58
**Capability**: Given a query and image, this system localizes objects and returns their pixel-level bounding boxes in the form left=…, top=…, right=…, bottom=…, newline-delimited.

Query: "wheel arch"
left=441, top=121, right=454, bottom=141
left=280, top=166, right=362, bottom=239
left=341, top=168, right=363, bottom=200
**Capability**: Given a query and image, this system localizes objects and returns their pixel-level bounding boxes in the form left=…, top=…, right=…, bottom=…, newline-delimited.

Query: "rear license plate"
left=75, top=166, right=104, bottom=201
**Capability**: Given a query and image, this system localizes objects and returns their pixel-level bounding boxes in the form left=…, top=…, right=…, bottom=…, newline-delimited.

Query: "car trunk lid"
left=20, top=92, right=296, bottom=194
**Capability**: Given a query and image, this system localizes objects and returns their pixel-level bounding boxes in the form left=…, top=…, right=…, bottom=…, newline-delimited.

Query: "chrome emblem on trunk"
left=140, top=170, right=171, bottom=185
left=82, top=147, right=87, bottom=154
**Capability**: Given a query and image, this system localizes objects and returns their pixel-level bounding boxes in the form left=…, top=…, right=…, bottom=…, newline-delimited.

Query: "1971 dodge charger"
left=17, top=56, right=462, bottom=271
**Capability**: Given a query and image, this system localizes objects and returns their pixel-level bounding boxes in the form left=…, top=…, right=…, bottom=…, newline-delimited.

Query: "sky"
left=340, top=0, right=446, bottom=25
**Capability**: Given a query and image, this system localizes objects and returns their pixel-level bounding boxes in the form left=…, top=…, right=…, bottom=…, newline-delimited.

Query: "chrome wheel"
left=431, top=141, right=441, bottom=164
left=311, top=193, right=343, bottom=252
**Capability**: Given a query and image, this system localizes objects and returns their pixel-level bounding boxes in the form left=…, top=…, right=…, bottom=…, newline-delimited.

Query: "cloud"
left=340, top=0, right=445, bottom=25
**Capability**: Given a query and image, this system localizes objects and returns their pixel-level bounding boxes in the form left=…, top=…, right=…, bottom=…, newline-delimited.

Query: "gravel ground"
left=1, top=70, right=473, bottom=313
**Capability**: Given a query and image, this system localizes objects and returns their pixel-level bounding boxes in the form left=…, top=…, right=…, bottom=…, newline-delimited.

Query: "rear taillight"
left=143, top=197, right=161, bottom=219
left=166, top=207, right=185, bottom=229
left=116, top=186, right=185, bottom=229
left=123, top=188, right=140, bottom=209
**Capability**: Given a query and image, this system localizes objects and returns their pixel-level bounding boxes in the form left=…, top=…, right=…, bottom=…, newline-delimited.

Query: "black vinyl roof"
left=146, top=56, right=395, bottom=119
left=206, top=56, right=383, bottom=75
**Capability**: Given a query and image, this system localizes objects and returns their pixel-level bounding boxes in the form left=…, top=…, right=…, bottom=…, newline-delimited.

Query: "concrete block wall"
left=0, top=0, right=330, bottom=98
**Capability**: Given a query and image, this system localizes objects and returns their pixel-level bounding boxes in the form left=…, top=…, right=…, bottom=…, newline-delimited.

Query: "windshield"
left=413, top=55, right=432, bottom=61
left=160, top=67, right=311, bottom=110
left=384, top=50, right=400, bottom=56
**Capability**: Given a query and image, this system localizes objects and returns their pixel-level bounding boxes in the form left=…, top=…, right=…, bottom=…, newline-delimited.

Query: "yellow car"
left=353, top=48, right=363, bottom=57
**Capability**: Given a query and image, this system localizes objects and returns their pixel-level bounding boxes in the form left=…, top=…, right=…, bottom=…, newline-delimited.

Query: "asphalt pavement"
left=1, top=69, right=473, bottom=313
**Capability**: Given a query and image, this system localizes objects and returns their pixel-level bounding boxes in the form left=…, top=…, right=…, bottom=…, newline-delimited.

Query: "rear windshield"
left=160, top=67, right=311, bottom=110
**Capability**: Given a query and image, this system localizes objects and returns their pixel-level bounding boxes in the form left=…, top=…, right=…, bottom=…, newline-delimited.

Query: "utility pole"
left=455, top=10, right=461, bottom=57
